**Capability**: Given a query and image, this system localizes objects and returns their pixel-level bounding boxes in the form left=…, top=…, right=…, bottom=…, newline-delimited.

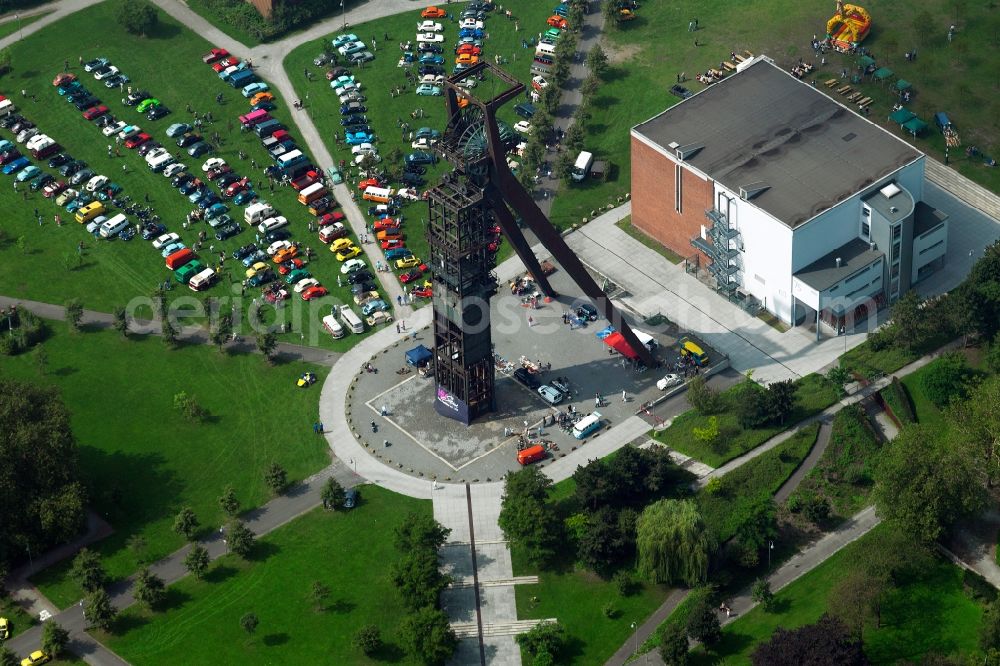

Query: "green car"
left=137, top=98, right=160, bottom=114
left=285, top=268, right=310, bottom=285
left=175, top=260, right=205, bottom=284
left=544, top=28, right=561, bottom=40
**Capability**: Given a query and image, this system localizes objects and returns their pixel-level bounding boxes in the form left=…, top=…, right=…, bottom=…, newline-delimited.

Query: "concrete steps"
left=451, top=618, right=558, bottom=639
left=449, top=575, right=540, bottom=589
left=925, top=159, right=1000, bottom=221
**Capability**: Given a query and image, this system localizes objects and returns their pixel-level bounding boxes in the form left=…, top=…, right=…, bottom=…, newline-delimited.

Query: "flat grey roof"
left=633, top=58, right=921, bottom=228
left=794, top=237, right=883, bottom=292
left=863, top=183, right=914, bottom=224
left=913, top=201, right=948, bottom=237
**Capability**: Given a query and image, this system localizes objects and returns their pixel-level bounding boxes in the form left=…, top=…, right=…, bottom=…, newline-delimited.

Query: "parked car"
left=513, top=367, right=542, bottom=389
left=136, top=98, right=161, bottom=114
left=146, top=105, right=171, bottom=120
left=657, top=373, right=684, bottom=391
left=83, top=57, right=109, bottom=72
left=415, top=84, right=441, bottom=96
left=82, top=104, right=109, bottom=120
left=537, top=385, right=564, bottom=405
left=187, top=142, right=211, bottom=157
left=242, top=82, right=269, bottom=98
left=166, top=123, right=192, bottom=138
left=124, top=89, right=151, bottom=106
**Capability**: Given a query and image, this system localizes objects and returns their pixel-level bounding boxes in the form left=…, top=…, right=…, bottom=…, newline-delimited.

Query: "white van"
left=99, top=213, right=129, bottom=238
left=322, top=313, right=346, bottom=339
left=573, top=412, right=603, bottom=439
left=147, top=151, right=175, bottom=172
left=26, top=134, right=52, bottom=152
left=632, top=329, right=658, bottom=352
left=571, top=150, right=594, bottom=182
left=535, top=42, right=557, bottom=58
left=0, top=99, right=16, bottom=117
left=188, top=268, right=216, bottom=292
left=362, top=186, right=393, bottom=203
left=339, top=305, right=364, bottom=334
left=244, top=202, right=276, bottom=225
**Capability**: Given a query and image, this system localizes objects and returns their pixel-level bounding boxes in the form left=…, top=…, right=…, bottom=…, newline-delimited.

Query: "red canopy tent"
left=602, top=332, right=639, bottom=359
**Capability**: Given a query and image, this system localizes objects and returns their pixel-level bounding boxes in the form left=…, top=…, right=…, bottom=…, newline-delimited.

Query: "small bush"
left=920, top=352, right=970, bottom=408
left=881, top=377, right=916, bottom=424
left=613, top=569, right=637, bottom=597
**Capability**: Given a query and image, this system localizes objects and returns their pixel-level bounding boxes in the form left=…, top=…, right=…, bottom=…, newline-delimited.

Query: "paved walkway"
left=0, top=0, right=102, bottom=51
left=772, top=418, right=832, bottom=505
left=4, top=461, right=362, bottom=663
left=0, top=295, right=341, bottom=365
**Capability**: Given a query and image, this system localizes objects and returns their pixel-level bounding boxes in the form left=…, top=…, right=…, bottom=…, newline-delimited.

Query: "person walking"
left=622, top=389, right=628, bottom=403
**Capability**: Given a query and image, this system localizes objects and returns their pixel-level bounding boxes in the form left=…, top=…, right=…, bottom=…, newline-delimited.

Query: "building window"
left=861, top=221, right=870, bottom=239
left=890, top=263, right=899, bottom=278
left=674, top=164, right=682, bottom=213
left=919, top=240, right=944, bottom=255
left=892, top=225, right=902, bottom=240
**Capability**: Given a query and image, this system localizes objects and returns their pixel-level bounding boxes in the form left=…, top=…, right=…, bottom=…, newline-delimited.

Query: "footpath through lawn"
left=105, top=489, right=427, bottom=666
left=0, top=324, right=329, bottom=608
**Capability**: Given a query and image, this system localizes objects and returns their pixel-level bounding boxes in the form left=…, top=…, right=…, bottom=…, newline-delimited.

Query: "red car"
left=224, top=177, right=249, bottom=197
left=373, top=218, right=399, bottom=232
left=211, top=56, right=239, bottom=72
left=0, top=150, right=21, bottom=165
left=301, top=285, right=328, bottom=301
left=202, top=47, right=230, bottom=64
left=82, top=105, right=109, bottom=120
left=291, top=172, right=319, bottom=190
left=381, top=238, right=405, bottom=251
left=399, top=269, right=425, bottom=284
left=207, top=164, right=231, bottom=180
left=456, top=44, right=482, bottom=56
left=357, top=177, right=381, bottom=191
left=124, top=132, right=151, bottom=149
left=43, top=180, right=67, bottom=198
left=53, top=72, right=76, bottom=87
left=317, top=212, right=346, bottom=226
left=547, top=15, right=568, bottom=29
left=411, top=286, right=433, bottom=298
left=278, top=258, right=306, bottom=275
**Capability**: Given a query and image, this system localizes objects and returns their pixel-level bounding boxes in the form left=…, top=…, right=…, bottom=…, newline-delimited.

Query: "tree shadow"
left=147, top=19, right=181, bottom=40
left=52, top=365, right=79, bottom=377
left=160, top=586, right=192, bottom=611
left=246, top=539, right=280, bottom=563
left=262, top=632, right=289, bottom=647
left=112, top=611, right=149, bottom=634
left=372, top=641, right=406, bottom=663
left=327, top=598, right=356, bottom=614
left=204, top=563, right=238, bottom=584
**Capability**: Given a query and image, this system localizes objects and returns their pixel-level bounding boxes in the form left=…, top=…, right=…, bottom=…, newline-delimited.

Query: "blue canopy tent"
left=405, top=344, right=432, bottom=367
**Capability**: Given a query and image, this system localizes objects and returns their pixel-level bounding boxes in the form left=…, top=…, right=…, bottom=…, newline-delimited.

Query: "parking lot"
left=346, top=263, right=727, bottom=481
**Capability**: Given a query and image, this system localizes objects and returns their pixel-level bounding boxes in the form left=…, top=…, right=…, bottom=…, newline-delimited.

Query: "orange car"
left=273, top=246, right=299, bottom=264
left=547, top=15, right=568, bottom=29
left=456, top=53, right=480, bottom=66
left=377, top=230, right=403, bottom=242
left=421, top=5, right=446, bottom=18
left=250, top=91, right=274, bottom=106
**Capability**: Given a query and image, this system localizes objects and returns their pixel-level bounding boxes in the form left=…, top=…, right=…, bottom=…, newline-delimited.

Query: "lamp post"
left=341, top=1, right=346, bottom=30
left=15, top=13, right=22, bottom=40
left=768, top=540, right=774, bottom=571
left=630, top=621, right=638, bottom=657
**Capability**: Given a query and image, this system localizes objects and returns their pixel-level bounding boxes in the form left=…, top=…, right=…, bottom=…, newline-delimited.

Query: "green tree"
left=516, top=621, right=567, bottom=662
left=0, top=47, right=11, bottom=74
left=873, top=424, right=984, bottom=543
left=750, top=614, right=867, bottom=665
left=391, top=550, right=451, bottom=610
left=399, top=606, right=457, bottom=665
left=264, top=462, right=288, bottom=495
left=637, top=499, right=712, bottom=585
left=161, top=317, right=178, bottom=348
left=132, top=567, right=166, bottom=610
left=0, top=647, right=17, bottom=666
left=751, top=578, right=775, bottom=611
left=951, top=375, right=1000, bottom=487
left=64, top=299, right=83, bottom=331
left=735, top=382, right=770, bottom=429
left=577, top=506, right=634, bottom=575
left=586, top=44, right=609, bottom=77
left=256, top=331, right=277, bottom=364
left=686, top=376, right=722, bottom=414
left=321, top=477, right=347, bottom=510
left=732, top=498, right=777, bottom=568
left=555, top=150, right=576, bottom=182
left=659, top=622, right=689, bottom=665
left=41, top=621, right=69, bottom=657
left=209, top=311, right=232, bottom=352
left=686, top=599, right=721, bottom=645
left=184, top=543, right=210, bottom=579
left=765, top=379, right=796, bottom=424
left=564, top=122, right=585, bottom=151
left=828, top=364, right=852, bottom=396
left=890, top=290, right=926, bottom=352
left=309, top=580, right=330, bottom=612
left=981, top=602, right=1000, bottom=651
left=218, top=485, right=241, bottom=517
left=84, top=588, right=117, bottom=631
left=172, top=391, right=208, bottom=422
left=353, top=624, right=383, bottom=655
left=227, top=520, right=255, bottom=558
left=70, top=548, right=107, bottom=594
left=602, top=0, right=621, bottom=28
left=952, top=241, right=1000, bottom=341
left=115, top=0, right=159, bottom=36
left=172, top=506, right=199, bottom=540
left=240, top=612, right=259, bottom=641
left=498, top=467, right=560, bottom=566
left=828, top=568, right=885, bottom=638
left=127, top=534, right=148, bottom=564
left=920, top=352, right=969, bottom=408
left=692, top=415, right=719, bottom=445
left=151, top=287, right=167, bottom=321
left=112, top=306, right=129, bottom=338
left=395, top=512, right=451, bottom=553
left=32, top=346, right=47, bottom=376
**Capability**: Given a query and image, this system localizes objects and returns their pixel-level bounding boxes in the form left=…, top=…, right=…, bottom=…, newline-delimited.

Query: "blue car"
left=179, top=181, right=201, bottom=196
left=233, top=189, right=257, bottom=205
left=2, top=156, right=30, bottom=175
left=346, top=131, right=374, bottom=145
left=161, top=242, right=186, bottom=257
left=58, top=81, right=83, bottom=96
left=205, top=202, right=229, bottom=219
left=242, top=250, right=267, bottom=267
left=419, top=54, right=444, bottom=65
left=459, top=28, right=484, bottom=39
left=197, top=193, right=220, bottom=209
left=385, top=247, right=413, bottom=261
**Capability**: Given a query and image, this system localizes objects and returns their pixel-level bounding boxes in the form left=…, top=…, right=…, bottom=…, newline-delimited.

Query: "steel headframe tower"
left=427, top=62, right=655, bottom=425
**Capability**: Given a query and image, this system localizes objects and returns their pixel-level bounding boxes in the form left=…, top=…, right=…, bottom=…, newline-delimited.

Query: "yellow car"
left=456, top=53, right=479, bottom=66
left=330, top=237, right=354, bottom=252
left=21, top=650, right=50, bottom=666
left=0, top=616, right=9, bottom=640
left=336, top=245, right=362, bottom=261
left=245, top=261, right=269, bottom=278
left=395, top=256, right=422, bottom=269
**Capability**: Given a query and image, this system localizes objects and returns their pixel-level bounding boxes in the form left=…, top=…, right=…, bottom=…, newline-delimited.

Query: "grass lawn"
left=794, top=405, right=881, bottom=521
left=0, top=591, right=36, bottom=639
left=899, top=362, right=948, bottom=431
left=0, top=324, right=330, bottom=608
left=689, top=528, right=984, bottom=665
left=283, top=2, right=551, bottom=284
left=512, top=546, right=672, bottom=666
left=615, top=215, right=682, bottom=264
left=106, top=489, right=427, bottom=666
left=653, top=374, right=839, bottom=468
left=0, top=11, right=48, bottom=40
left=549, top=0, right=1000, bottom=229
left=697, top=423, right=819, bottom=544
left=0, top=0, right=384, bottom=352
left=879, top=376, right=916, bottom=425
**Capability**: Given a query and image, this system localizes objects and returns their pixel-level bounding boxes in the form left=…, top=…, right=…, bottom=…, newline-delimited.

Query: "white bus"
left=571, top=151, right=593, bottom=182
left=339, top=305, right=365, bottom=334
